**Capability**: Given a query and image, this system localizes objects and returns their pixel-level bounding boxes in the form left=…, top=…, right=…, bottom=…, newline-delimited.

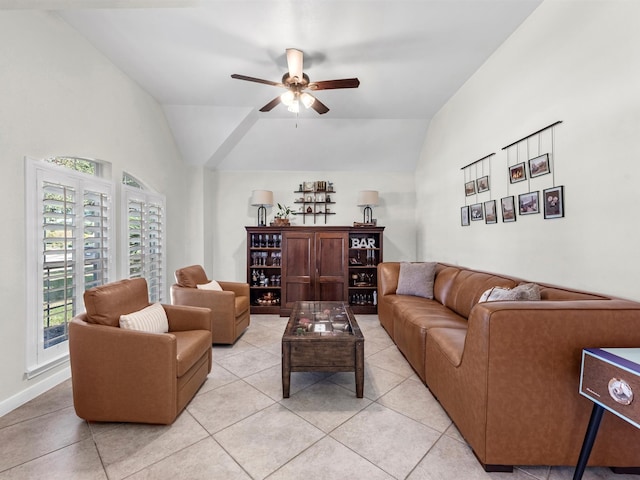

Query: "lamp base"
left=257, top=205, right=267, bottom=226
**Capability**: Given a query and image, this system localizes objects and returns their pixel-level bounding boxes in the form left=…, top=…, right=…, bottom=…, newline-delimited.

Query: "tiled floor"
left=0, top=315, right=635, bottom=480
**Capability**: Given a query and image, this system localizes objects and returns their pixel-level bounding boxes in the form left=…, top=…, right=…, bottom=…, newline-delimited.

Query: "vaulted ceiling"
left=8, top=0, right=542, bottom=171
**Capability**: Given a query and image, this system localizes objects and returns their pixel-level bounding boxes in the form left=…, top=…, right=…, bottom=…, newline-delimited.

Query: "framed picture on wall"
left=484, top=200, right=497, bottom=224
left=470, top=203, right=483, bottom=221
left=465, top=181, right=476, bottom=196
left=509, top=162, right=527, bottom=183
left=529, top=153, right=550, bottom=178
left=543, top=185, right=564, bottom=219
left=518, top=191, right=540, bottom=215
left=461, top=206, right=470, bottom=226
left=501, top=196, right=517, bottom=223
left=477, top=176, right=490, bottom=193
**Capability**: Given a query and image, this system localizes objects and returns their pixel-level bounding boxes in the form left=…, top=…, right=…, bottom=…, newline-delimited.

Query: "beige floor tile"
left=366, top=344, right=417, bottom=378
left=332, top=402, right=441, bottom=479
left=214, top=403, right=324, bottom=480
left=0, top=379, right=74, bottom=429
left=267, top=436, right=393, bottom=480
left=125, top=437, right=250, bottom=480
left=549, top=465, right=640, bottom=479
left=0, top=406, right=90, bottom=472
left=93, top=410, right=209, bottom=480
left=244, top=364, right=326, bottom=400
left=215, top=347, right=281, bottom=378
left=241, top=323, right=285, bottom=348
left=280, top=380, right=372, bottom=433
left=256, top=340, right=282, bottom=357
left=212, top=339, right=258, bottom=360
left=377, top=377, right=452, bottom=432
left=328, top=363, right=406, bottom=400
left=187, top=380, right=275, bottom=434
left=0, top=438, right=106, bottom=480
left=195, top=363, right=240, bottom=396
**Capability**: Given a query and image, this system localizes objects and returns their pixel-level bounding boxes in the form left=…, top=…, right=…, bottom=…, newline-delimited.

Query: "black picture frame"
left=477, top=175, right=490, bottom=193
left=461, top=206, right=470, bottom=226
left=465, top=181, right=476, bottom=196
left=543, top=185, right=564, bottom=219
left=501, top=196, right=517, bottom=223
left=484, top=200, right=497, bottom=224
left=529, top=153, right=550, bottom=178
left=518, top=191, right=540, bottom=215
left=509, top=162, right=527, bottom=183
left=470, top=203, right=483, bottom=221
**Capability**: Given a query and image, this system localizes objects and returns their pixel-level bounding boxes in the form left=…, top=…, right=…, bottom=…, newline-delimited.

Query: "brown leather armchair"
left=171, top=265, right=250, bottom=345
left=69, top=277, right=212, bottom=425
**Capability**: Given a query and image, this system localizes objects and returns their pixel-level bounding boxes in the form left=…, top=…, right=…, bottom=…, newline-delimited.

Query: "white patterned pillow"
left=478, top=283, right=541, bottom=303
left=197, top=280, right=223, bottom=291
left=119, top=302, right=169, bottom=333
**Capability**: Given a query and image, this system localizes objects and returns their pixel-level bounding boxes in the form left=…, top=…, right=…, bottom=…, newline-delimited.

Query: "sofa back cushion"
left=175, top=265, right=209, bottom=288
left=84, top=277, right=150, bottom=327
left=434, top=266, right=518, bottom=319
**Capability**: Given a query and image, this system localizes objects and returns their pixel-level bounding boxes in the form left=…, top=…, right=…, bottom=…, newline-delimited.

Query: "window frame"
left=25, top=158, right=115, bottom=377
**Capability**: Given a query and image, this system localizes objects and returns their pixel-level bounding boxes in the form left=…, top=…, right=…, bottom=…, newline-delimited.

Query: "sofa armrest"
left=163, top=304, right=212, bottom=332
left=378, top=262, right=401, bottom=296
left=69, top=316, right=178, bottom=424
left=218, top=281, right=249, bottom=297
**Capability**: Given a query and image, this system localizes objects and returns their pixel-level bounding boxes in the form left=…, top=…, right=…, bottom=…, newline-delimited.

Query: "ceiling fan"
left=231, top=48, right=360, bottom=115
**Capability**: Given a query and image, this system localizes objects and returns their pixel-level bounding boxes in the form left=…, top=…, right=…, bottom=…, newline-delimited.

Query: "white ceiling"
left=8, top=0, right=542, bottom=171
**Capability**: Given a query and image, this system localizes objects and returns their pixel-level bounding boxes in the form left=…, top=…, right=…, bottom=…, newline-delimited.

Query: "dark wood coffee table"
left=282, top=301, right=364, bottom=398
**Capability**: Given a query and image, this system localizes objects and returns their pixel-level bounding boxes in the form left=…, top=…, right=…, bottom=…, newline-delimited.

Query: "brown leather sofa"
left=171, top=265, right=250, bottom=344
left=378, top=262, right=640, bottom=472
left=69, top=278, right=212, bottom=425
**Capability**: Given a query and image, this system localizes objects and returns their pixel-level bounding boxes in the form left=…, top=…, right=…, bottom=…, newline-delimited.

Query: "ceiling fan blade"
left=308, top=78, right=360, bottom=90
left=309, top=95, right=329, bottom=115
left=259, top=96, right=282, bottom=112
left=231, top=74, right=283, bottom=87
left=286, top=48, right=304, bottom=83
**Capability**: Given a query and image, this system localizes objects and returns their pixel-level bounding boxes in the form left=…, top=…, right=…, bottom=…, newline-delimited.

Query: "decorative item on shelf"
left=355, top=190, right=378, bottom=226
left=251, top=190, right=273, bottom=227
left=272, top=203, right=293, bottom=226
left=306, top=206, right=313, bottom=213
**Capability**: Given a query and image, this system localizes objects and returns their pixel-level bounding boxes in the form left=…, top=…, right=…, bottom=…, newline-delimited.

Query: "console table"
left=575, top=348, right=640, bottom=480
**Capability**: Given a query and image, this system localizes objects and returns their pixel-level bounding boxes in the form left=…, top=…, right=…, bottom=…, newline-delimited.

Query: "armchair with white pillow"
left=171, top=265, right=250, bottom=344
left=68, top=277, right=212, bottom=425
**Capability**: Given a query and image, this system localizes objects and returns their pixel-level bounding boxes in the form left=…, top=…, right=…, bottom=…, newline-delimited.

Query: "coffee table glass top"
left=286, top=301, right=359, bottom=337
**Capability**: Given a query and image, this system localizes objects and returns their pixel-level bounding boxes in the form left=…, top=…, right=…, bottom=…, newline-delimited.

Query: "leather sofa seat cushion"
left=84, top=278, right=150, bottom=327
left=427, top=327, right=467, bottom=367
left=235, top=295, right=250, bottom=316
left=174, top=330, right=212, bottom=377
left=175, top=265, right=209, bottom=288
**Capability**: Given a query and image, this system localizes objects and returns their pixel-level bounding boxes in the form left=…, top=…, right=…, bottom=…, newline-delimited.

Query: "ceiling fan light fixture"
left=287, top=100, right=300, bottom=113
left=280, top=90, right=295, bottom=106
left=300, top=92, right=315, bottom=109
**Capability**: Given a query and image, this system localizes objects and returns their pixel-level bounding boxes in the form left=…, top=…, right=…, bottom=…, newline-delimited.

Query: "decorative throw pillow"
left=119, top=302, right=169, bottom=333
left=197, top=280, right=223, bottom=291
left=478, top=283, right=541, bottom=303
left=396, top=262, right=437, bottom=299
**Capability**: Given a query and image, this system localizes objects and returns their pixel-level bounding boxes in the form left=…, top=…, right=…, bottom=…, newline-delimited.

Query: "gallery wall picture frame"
left=470, top=203, right=484, bottom=221
left=461, top=206, right=470, bottom=226
left=501, top=196, right=517, bottom=223
left=528, top=153, right=550, bottom=178
left=477, top=176, right=490, bottom=193
left=543, top=185, right=564, bottom=219
left=509, top=163, right=527, bottom=183
left=465, top=181, right=476, bottom=196
left=484, top=200, right=497, bottom=224
left=518, top=191, right=540, bottom=215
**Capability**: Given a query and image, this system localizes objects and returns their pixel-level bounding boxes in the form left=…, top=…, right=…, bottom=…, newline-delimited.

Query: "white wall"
left=416, top=0, right=640, bottom=300
left=0, top=11, right=204, bottom=413
left=207, top=170, right=417, bottom=282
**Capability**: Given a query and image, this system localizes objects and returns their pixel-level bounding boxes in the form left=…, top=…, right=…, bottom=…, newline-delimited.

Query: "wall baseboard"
left=0, top=367, right=71, bottom=418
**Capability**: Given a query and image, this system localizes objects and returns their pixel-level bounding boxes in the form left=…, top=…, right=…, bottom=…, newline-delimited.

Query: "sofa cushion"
left=119, top=302, right=169, bottom=333
left=235, top=295, right=250, bottom=315
left=84, top=277, right=150, bottom=327
left=479, top=283, right=541, bottom=303
left=396, top=262, right=437, bottom=298
left=173, top=330, right=212, bottom=377
left=197, top=280, right=223, bottom=291
left=175, top=265, right=209, bottom=288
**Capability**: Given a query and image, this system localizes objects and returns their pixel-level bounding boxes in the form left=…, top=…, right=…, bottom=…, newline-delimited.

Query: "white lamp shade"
left=357, top=190, right=379, bottom=206
left=251, top=190, right=273, bottom=206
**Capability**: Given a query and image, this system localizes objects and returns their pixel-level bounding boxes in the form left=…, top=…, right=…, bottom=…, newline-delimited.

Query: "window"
left=122, top=174, right=166, bottom=303
left=26, top=158, right=114, bottom=375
